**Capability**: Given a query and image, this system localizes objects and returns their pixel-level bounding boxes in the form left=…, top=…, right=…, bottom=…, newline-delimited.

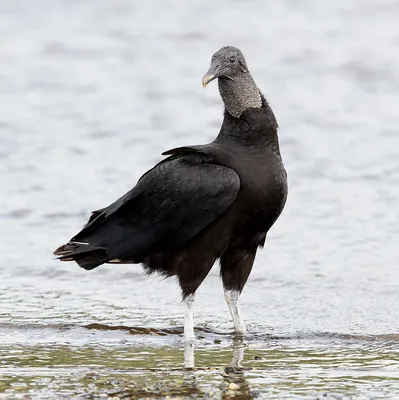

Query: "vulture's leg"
left=180, top=260, right=215, bottom=368
left=183, top=293, right=195, bottom=368
left=183, top=293, right=195, bottom=343
left=180, top=257, right=215, bottom=342
left=220, top=246, right=257, bottom=335
left=224, top=289, right=246, bottom=334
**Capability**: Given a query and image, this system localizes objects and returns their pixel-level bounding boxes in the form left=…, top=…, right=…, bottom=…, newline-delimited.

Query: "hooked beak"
left=202, top=73, right=215, bottom=88
left=202, top=62, right=222, bottom=88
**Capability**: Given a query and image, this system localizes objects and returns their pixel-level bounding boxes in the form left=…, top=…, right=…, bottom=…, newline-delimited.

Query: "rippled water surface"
left=1, top=0, right=399, bottom=398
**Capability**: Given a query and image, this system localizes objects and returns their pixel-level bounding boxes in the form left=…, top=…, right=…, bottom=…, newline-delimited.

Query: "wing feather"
left=71, top=154, right=240, bottom=260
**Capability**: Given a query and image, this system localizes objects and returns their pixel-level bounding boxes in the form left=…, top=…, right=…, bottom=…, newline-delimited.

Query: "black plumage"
left=54, top=46, right=288, bottom=335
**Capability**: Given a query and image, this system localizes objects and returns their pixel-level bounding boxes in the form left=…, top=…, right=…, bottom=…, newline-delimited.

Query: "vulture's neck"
left=216, top=75, right=280, bottom=152
left=218, top=73, right=262, bottom=118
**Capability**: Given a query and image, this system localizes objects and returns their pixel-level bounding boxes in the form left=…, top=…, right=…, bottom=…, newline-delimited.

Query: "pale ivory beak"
left=202, top=73, right=215, bottom=88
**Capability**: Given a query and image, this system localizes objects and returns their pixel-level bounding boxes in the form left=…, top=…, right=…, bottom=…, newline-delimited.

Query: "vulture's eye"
left=230, top=56, right=236, bottom=64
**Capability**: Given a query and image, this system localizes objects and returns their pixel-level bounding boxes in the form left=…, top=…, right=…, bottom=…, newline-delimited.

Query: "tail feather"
left=53, top=241, right=93, bottom=256
left=53, top=241, right=109, bottom=270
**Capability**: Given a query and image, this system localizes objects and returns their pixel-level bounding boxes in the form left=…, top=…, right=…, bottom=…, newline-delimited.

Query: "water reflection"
left=226, top=335, right=246, bottom=370
left=1, top=334, right=399, bottom=398
left=184, top=338, right=195, bottom=368
left=183, top=335, right=253, bottom=398
left=222, top=336, right=253, bottom=400
left=221, top=372, right=253, bottom=400
left=184, top=334, right=246, bottom=370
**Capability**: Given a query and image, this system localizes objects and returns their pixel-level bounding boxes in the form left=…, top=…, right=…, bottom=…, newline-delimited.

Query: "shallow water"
left=2, top=334, right=399, bottom=399
left=1, top=0, right=399, bottom=398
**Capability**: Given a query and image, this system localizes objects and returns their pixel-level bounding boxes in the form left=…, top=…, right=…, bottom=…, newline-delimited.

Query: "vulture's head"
left=202, top=46, right=248, bottom=88
left=202, top=46, right=262, bottom=118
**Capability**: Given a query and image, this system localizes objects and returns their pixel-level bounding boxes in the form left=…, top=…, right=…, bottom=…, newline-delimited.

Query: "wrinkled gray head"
left=202, top=46, right=248, bottom=87
left=203, top=46, right=262, bottom=118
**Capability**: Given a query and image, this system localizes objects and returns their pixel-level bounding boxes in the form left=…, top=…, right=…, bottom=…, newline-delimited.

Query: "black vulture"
left=54, top=46, right=288, bottom=344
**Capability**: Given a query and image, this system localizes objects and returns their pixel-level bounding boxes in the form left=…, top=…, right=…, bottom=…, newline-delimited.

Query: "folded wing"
left=54, top=153, right=240, bottom=270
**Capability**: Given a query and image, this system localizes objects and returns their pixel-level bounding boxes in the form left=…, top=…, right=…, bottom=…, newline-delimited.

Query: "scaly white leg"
left=183, top=294, right=195, bottom=368
left=183, top=294, right=195, bottom=342
left=224, top=289, right=247, bottom=335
